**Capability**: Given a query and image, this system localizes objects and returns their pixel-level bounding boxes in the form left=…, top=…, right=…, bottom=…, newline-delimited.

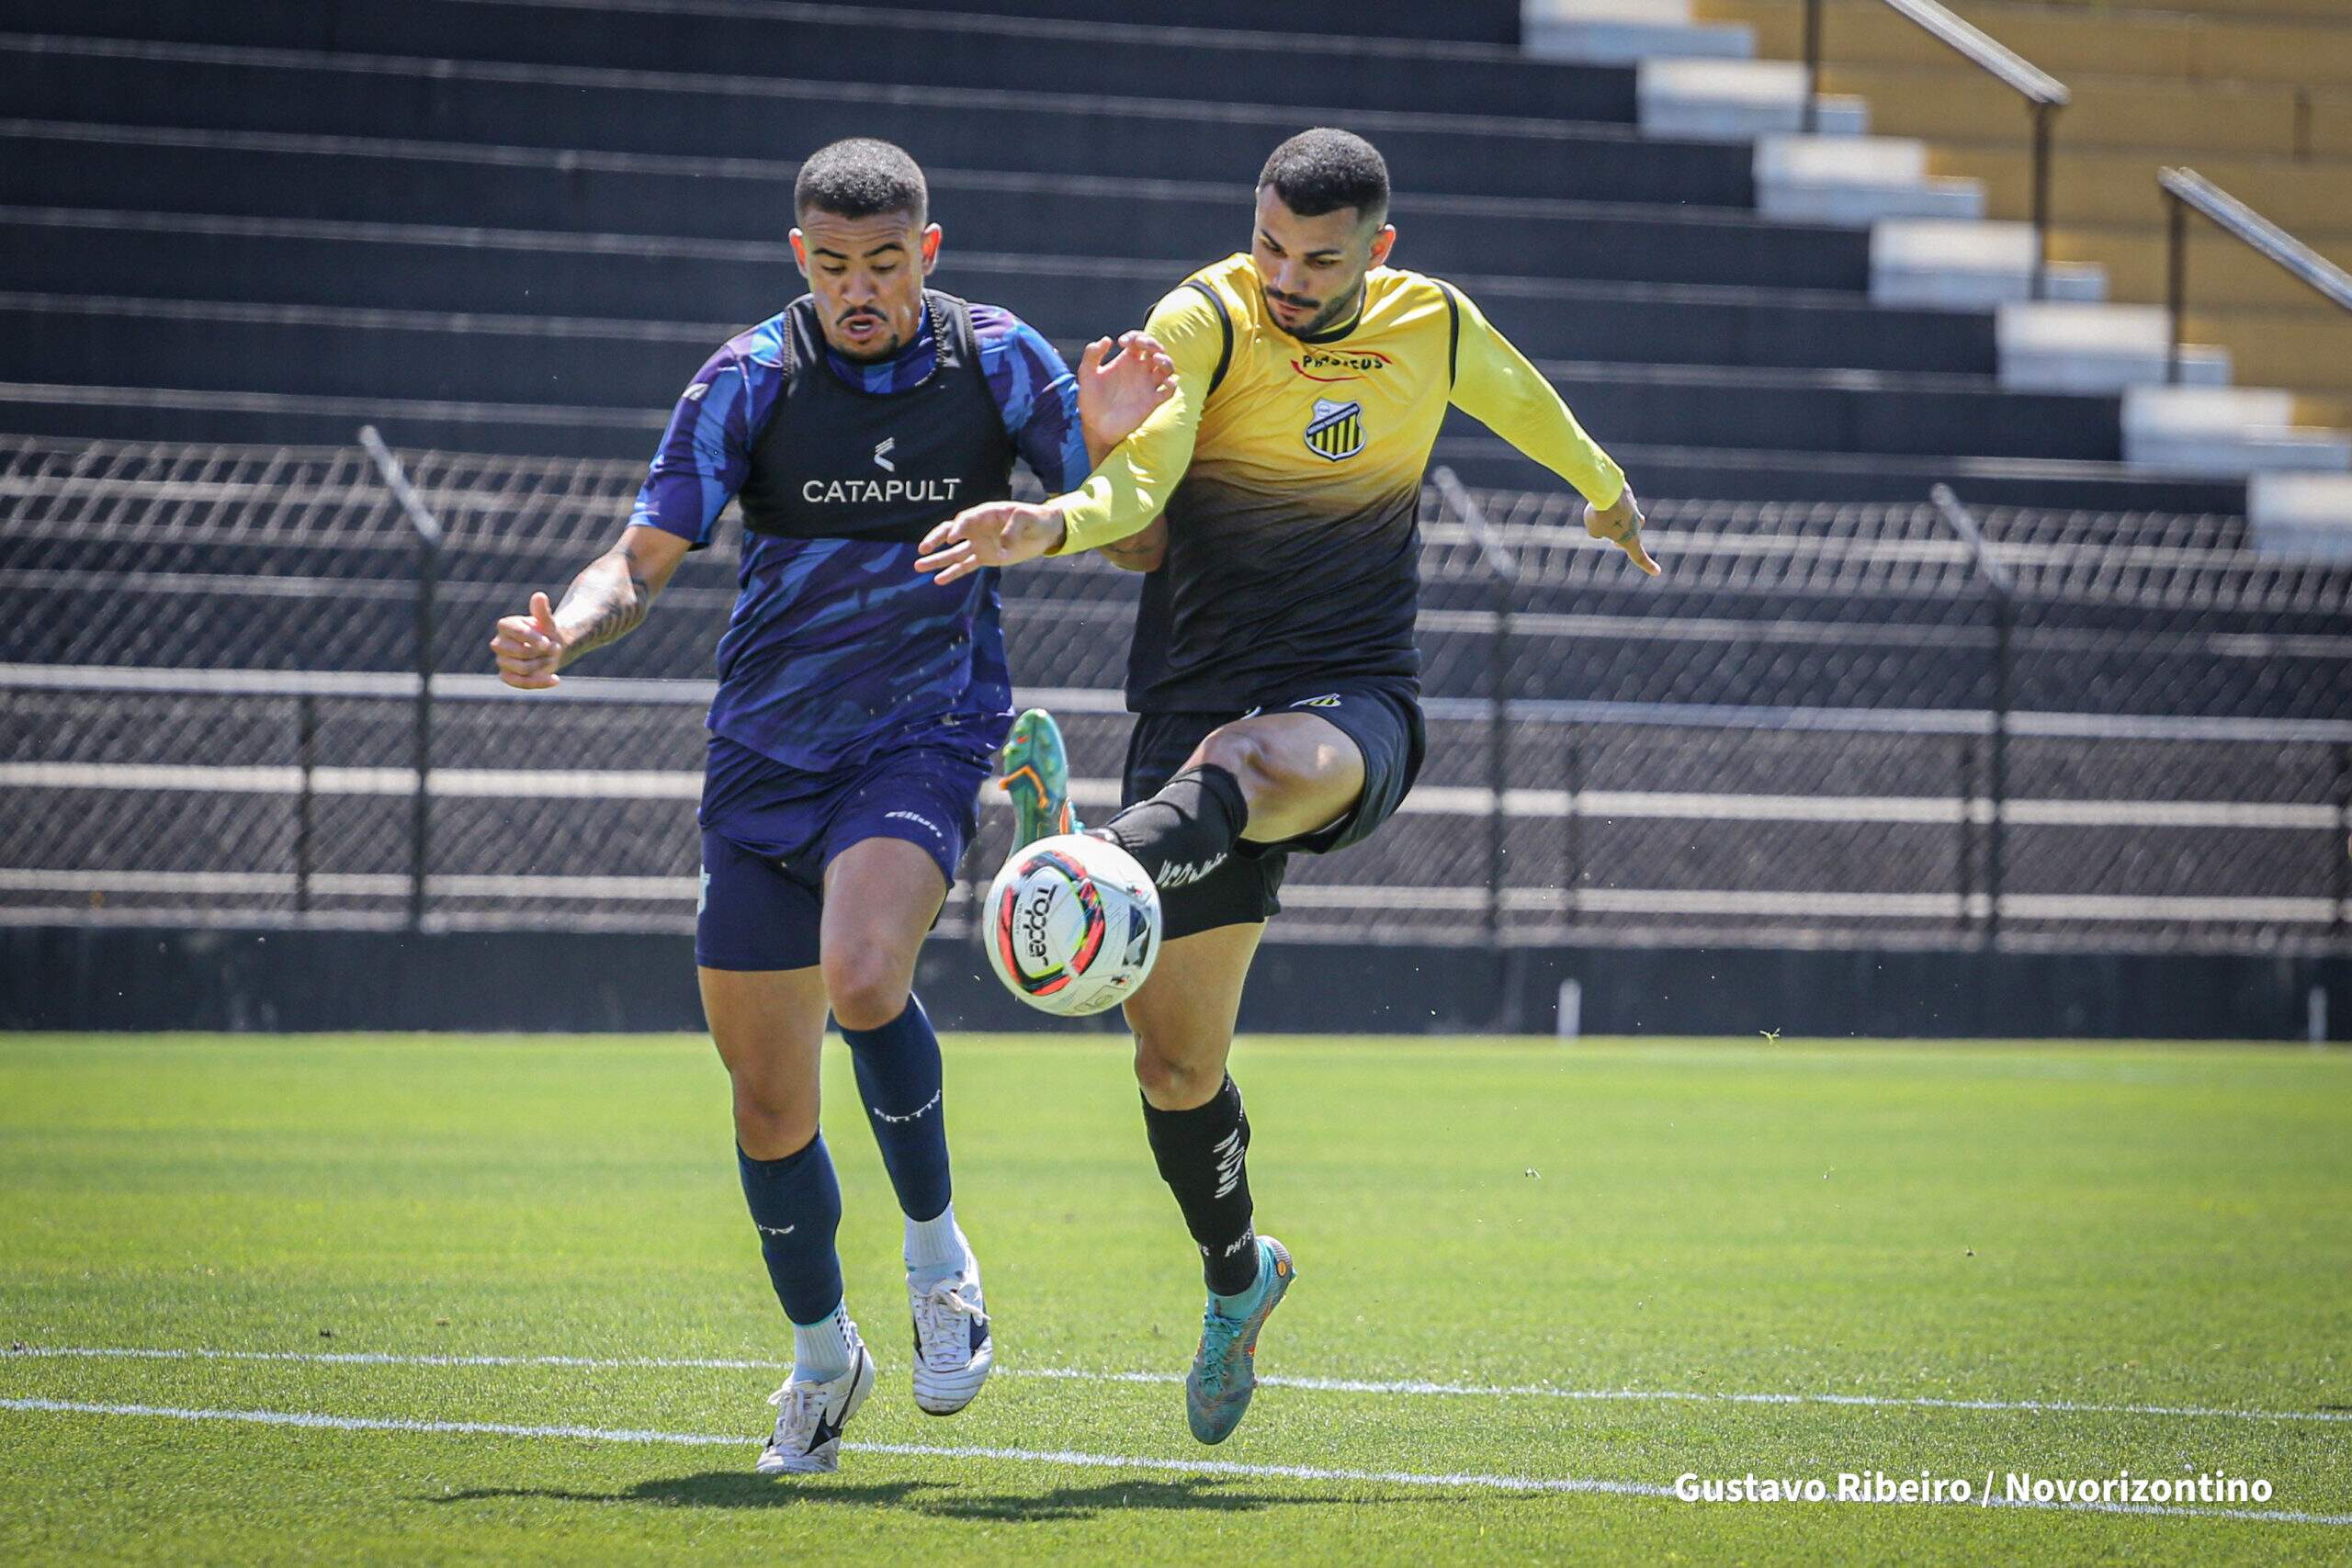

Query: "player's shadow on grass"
left=428, top=1474, right=944, bottom=1511
left=917, top=1474, right=1384, bottom=1521
left=429, top=1472, right=1414, bottom=1519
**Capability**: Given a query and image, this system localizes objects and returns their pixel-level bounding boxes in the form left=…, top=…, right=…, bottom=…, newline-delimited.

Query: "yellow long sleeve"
left=1048, top=286, right=1222, bottom=556
left=1446, top=290, right=1626, bottom=510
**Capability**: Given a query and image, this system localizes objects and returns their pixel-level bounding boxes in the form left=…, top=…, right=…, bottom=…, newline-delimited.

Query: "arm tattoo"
left=553, top=551, right=652, bottom=663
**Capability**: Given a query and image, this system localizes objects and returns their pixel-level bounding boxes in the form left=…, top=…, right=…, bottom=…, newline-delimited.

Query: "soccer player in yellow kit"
left=917, top=128, right=1657, bottom=1445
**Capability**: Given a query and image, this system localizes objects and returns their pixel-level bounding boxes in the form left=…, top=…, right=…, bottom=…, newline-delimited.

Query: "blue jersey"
left=633, top=301, right=1087, bottom=771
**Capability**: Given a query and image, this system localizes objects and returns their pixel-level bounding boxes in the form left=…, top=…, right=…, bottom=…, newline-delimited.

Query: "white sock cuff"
left=789, top=1302, right=854, bottom=1381
left=903, top=1204, right=966, bottom=1272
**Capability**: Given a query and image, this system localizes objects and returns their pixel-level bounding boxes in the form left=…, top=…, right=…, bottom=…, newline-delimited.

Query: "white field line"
left=12, top=1345, right=2351, bottom=1427
left=2, top=1395, right=2347, bottom=1527
left=0, top=1393, right=1657, bottom=1499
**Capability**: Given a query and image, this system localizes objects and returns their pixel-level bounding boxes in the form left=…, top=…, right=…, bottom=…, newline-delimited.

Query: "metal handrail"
left=2161, top=166, right=2352, bottom=385
left=1877, top=0, right=2066, bottom=107
left=1804, top=0, right=2070, bottom=298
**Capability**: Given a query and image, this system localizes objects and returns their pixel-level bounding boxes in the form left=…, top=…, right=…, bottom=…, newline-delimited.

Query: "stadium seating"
left=4, top=2, right=2345, bottom=976
left=1626, top=0, right=2352, bottom=519
left=0, top=0, right=2283, bottom=513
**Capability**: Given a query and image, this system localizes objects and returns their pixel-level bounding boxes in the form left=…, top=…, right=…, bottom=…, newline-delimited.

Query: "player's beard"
left=1266, top=276, right=1366, bottom=339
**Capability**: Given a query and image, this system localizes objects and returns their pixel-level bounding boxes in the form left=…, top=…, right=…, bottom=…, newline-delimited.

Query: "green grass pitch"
left=2, top=1032, right=2347, bottom=1564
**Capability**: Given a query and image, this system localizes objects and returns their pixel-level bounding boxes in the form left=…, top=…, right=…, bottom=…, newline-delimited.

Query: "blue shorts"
left=695, top=733, right=990, bottom=972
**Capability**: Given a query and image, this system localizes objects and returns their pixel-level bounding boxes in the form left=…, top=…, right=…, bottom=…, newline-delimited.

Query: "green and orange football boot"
left=998, top=707, right=1081, bottom=849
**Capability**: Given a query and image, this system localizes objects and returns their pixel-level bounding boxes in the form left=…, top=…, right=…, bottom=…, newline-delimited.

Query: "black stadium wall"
left=4, top=926, right=2344, bottom=1042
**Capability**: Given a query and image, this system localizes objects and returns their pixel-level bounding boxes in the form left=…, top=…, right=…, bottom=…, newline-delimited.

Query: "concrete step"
left=0, top=0, right=1612, bottom=127
left=2122, top=387, right=2352, bottom=477
left=1996, top=303, right=2232, bottom=393
left=2123, top=386, right=2296, bottom=438
left=850, top=0, right=1526, bottom=42
left=2249, top=472, right=2352, bottom=558
left=1524, top=0, right=1755, bottom=63
left=0, top=295, right=2112, bottom=459
left=2136, top=433, right=2352, bottom=477
left=0, top=208, right=1995, bottom=376
left=1437, top=431, right=2243, bottom=509
left=1637, top=59, right=1868, bottom=140
left=0, top=124, right=1878, bottom=293
left=1754, top=135, right=1984, bottom=226
left=0, top=36, right=1755, bottom=209
left=1871, top=220, right=2105, bottom=308
left=0, top=380, right=2241, bottom=509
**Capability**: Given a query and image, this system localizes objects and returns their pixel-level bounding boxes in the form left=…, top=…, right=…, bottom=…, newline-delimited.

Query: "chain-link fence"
left=4, top=434, right=2348, bottom=953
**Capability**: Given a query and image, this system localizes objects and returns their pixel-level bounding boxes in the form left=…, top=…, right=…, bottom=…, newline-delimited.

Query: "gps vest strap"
left=733, top=289, right=1015, bottom=545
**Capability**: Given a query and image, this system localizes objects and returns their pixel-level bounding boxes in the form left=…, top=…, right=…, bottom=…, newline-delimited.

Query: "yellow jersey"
left=1052, top=253, right=1625, bottom=711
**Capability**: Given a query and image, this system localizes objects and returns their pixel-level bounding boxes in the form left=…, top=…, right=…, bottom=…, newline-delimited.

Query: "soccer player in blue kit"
left=489, top=139, right=1173, bottom=1476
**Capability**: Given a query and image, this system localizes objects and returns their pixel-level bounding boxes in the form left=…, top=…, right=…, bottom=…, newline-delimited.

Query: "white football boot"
left=908, top=1249, right=993, bottom=1416
left=755, top=1330, right=876, bottom=1476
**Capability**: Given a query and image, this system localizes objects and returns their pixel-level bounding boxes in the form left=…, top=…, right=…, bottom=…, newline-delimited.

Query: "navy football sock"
left=842, top=994, right=953, bottom=1224
left=1100, top=764, right=1248, bottom=890
left=737, top=1134, right=845, bottom=1326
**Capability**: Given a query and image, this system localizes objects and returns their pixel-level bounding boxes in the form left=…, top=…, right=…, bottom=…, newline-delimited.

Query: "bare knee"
left=1194, top=728, right=1292, bottom=799
left=823, top=945, right=913, bottom=1033
left=729, top=1069, right=816, bottom=1158
left=1132, top=1032, right=1226, bottom=1111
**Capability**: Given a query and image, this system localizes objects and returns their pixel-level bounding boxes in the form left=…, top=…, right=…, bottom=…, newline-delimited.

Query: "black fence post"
left=2029, top=100, right=2055, bottom=300
left=2335, top=741, right=2351, bottom=944
left=1433, top=468, right=1521, bottom=1024
left=1487, top=570, right=1510, bottom=953
left=413, top=531, right=437, bottom=931
left=1562, top=721, right=1583, bottom=933
left=2165, top=187, right=2188, bottom=386
left=1801, top=0, right=1823, bottom=133
left=358, top=426, right=446, bottom=933
left=1954, top=731, right=1974, bottom=933
left=295, top=690, right=316, bottom=915
left=1932, top=486, right=2014, bottom=946
left=1987, top=594, right=2012, bottom=943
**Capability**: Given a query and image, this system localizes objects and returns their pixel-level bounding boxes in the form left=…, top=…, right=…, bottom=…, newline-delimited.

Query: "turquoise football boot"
left=1184, top=1236, right=1296, bottom=1445
left=998, top=707, right=1080, bottom=849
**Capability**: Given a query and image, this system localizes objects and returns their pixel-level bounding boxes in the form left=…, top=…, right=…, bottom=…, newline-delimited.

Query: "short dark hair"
left=794, top=138, right=927, bottom=226
left=1258, top=128, right=1389, bottom=228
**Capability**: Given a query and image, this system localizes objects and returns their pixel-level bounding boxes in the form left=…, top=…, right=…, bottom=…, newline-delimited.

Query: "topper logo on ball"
left=1022, top=883, right=1056, bottom=964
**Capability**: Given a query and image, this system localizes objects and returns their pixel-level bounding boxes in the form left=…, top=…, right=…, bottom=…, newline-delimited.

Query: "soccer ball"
left=984, top=833, right=1161, bottom=1017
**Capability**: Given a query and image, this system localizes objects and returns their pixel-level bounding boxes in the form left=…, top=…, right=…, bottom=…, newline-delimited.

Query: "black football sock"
left=1098, top=764, right=1248, bottom=890
left=1141, top=1075, right=1261, bottom=1297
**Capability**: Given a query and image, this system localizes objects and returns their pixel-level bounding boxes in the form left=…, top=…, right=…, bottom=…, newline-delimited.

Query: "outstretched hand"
left=490, top=591, right=570, bottom=689
left=1077, top=330, right=1178, bottom=461
left=916, top=502, right=1066, bottom=585
left=1585, top=486, right=1660, bottom=576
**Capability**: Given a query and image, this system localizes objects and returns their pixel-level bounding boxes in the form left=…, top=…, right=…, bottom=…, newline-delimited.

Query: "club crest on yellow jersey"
left=1303, top=398, right=1365, bottom=462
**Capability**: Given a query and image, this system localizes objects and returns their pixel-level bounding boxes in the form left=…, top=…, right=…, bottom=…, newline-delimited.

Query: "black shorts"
left=1121, top=677, right=1426, bottom=939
